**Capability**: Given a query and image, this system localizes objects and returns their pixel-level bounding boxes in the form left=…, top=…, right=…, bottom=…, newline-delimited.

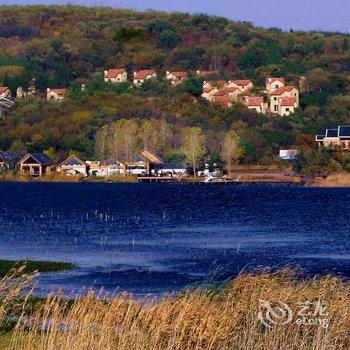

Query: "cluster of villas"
left=0, top=149, right=188, bottom=178
left=315, top=125, right=350, bottom=150
left=0, top=69, right=301, bottom=116
left=201, top=77, right=301, bottom=116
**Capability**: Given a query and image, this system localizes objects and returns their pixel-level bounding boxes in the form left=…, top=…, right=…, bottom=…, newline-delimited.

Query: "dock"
left=138, top=176, right=304, bottom=186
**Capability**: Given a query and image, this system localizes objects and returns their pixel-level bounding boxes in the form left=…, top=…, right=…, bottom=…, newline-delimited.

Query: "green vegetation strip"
left=0, top=259, right=74, bottom=278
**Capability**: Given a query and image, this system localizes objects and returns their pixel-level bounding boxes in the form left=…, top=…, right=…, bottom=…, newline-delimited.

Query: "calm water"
left=1, top=182, right=350, bottom=297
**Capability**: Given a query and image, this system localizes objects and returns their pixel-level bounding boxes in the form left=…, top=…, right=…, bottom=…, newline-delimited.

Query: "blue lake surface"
left=1, top=182, right=350, bottom=297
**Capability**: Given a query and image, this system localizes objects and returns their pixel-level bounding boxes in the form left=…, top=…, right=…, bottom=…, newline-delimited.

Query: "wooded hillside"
left=1, top=5, right=350, bottom=173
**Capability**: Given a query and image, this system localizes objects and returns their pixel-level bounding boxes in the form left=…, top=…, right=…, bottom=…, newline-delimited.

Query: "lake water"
left=1, top=182, right=350, bottom=298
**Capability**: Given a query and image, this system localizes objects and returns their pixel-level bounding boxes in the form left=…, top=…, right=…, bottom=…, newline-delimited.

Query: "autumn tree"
left=181, top=127, right=206, bottom=177
left=95, top=125, right=108, bottom=162
left=221, top=130, right=243, bottom=177
left=108, top=119, right=139, bottom=161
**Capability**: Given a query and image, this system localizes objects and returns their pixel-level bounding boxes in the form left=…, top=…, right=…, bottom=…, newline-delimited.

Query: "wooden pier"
left=138, top=176, right=304, bottom=186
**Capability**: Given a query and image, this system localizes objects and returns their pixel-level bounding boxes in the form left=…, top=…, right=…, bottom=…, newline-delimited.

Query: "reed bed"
left=0, top=269, right=349, bottom=349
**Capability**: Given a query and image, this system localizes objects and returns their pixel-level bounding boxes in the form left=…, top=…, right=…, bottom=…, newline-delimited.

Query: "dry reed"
left=0, top=269, right=349, bottom=349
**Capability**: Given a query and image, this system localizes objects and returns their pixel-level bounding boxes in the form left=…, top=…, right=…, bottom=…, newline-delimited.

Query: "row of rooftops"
left=316, top=126, right=350, bottom=142
left=0, top=148, right=183, bottom=169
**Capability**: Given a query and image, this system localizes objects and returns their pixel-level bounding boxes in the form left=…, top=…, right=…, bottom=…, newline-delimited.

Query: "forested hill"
left=0, top=5, right=350, bottom=173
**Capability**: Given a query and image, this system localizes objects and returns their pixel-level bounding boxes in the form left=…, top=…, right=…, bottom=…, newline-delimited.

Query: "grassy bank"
left=307, top=172, right=350, bottom=187
left=0, top=260, right=74, bottom=278
left=0, top=269, right=349, bottom=349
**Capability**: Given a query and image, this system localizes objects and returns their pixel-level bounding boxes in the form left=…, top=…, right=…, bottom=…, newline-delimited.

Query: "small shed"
left=17, top=153, right=53, bottom=177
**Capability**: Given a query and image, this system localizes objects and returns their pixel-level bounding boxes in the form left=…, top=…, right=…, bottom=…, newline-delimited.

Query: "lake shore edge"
left=1, top=172, right=350, bottom=187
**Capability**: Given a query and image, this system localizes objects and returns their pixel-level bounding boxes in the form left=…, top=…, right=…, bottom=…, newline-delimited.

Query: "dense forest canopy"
left=0, top=5, right=350, bottom=173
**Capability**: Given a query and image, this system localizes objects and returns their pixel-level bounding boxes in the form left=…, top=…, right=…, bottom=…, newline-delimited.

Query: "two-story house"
left=269, top=86, right=299, bottom=114
left=104, top=68, right=127, bottom=83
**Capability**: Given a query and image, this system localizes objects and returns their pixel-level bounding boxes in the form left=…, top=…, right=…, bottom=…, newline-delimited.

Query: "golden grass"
left=308, top=172, right=350, bottom=187
left=1, top=269, right=350, bottom=349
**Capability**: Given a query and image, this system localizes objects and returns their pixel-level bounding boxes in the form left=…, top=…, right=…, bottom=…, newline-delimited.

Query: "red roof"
left=0, top=87, right=9, bottom=94
left=168, top=71, right=187, bottom=79
left=134, top=70, right=156, bottom=79
left=49, top=88, right=67, bottom=96
left=245, top=97, right=263, bottom=106
left=213, top=89, right=229, bottom=97
left=226, top=86, right=238, bottom=93
left=232, top=80, right=252, bottom=87
left=212, top=96, right=232, bottom=106
left=270, top=86, right=297, bottom=96
left=213, top=86, right=238, bottom=97
left=279, top=97, right=297, bottom=106
left=203, top=86, right=216, bottom=93
left=105, top=68, right=126, bottom=78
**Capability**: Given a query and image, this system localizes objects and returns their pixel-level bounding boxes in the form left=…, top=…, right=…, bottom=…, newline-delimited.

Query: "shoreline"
left=1, top=172, right=350, bottom=187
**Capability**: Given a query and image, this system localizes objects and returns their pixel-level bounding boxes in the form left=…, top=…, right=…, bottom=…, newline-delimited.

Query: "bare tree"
left=108, top=119, right=139, bottom=161
left=181, top=127, right=206, bottom=178
left=94, top=125, right=108, bottom=162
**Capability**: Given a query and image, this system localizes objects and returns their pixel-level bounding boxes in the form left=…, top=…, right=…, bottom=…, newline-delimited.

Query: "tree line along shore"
left=0, top=6, right=350, bottom=179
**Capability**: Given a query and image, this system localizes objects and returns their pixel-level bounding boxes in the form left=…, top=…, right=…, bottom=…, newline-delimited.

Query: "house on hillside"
left=0, top=151, right=26, bottom=172
left=212, top=96, right=233, bottom=108
left=315, top=126, right=350, bottom=150
left=0, top=87, right=10, bottom=98
left=269, top=86, right=299, bottom=114
left=243, top=97, right=267, bottom=114
left=212, top=86, right=240, bottom=102
left=47, top=88, right=67, bottom=102
left=17, top=85, right=36, bottom=99
left=133, top=70, right=157, bottom=86
left=17, top=153, right=53, bottom=177
left=277, top=97, right=298, bottom=116
left=265, top=78, right=285, bottom=93
left=17, top=79, right=36, bottom=99
left=58, top=155, right=88, bottom=176
left=165, top=71, right=187, bottom=86
left=104, top=68, right=127, bottom=83
left=201, top=85, right=218, bottom=101
left=228, top=80, right=253, bottom=92
left=201, top=81, right=227, bottom=101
